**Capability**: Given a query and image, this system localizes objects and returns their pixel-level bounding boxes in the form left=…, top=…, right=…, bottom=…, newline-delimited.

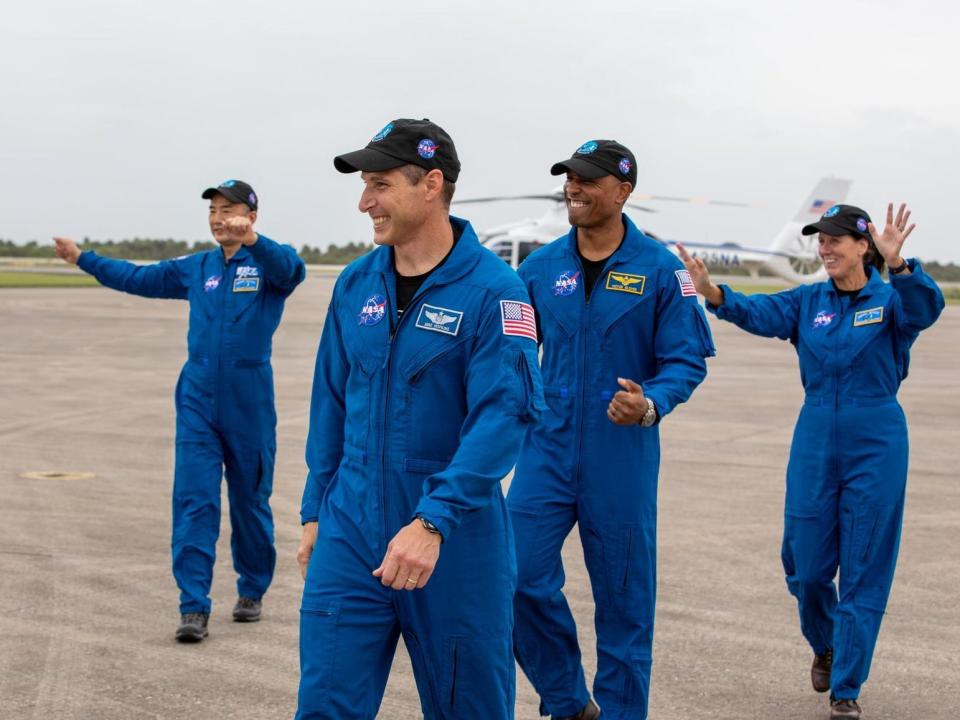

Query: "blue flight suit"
left=76, top=236, right=305, bottom=613
left=509, top=216, right=715, bottom=720
left=707, top=261, right=944, bottom=700
left=297, top=218, right=544, bottom=720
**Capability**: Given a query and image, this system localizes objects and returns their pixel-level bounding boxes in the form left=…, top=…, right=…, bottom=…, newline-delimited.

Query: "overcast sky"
left=3, top=0, right=958, bottom=261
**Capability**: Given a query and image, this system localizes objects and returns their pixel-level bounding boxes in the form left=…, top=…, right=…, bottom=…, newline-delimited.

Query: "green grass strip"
left=0, top=271, right=100, bottom=288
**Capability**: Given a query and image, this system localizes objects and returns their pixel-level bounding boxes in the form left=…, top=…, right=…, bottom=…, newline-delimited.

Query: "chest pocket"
left=341, top=308, right=390, bottom=376
left=596, top=279, right=655, bottom=336
left=536, top=280, right=580, bottom=339
left=229, top=278, right=264, bottom=323
left=848, top=304, right=892, bottom=362
left=400, top=329, right=473, bottom=384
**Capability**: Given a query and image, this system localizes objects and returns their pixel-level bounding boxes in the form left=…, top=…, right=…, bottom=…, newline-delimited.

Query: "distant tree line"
left=298, top=242, right=374, bottom=265
left=3, top=238, right=960, bottom=280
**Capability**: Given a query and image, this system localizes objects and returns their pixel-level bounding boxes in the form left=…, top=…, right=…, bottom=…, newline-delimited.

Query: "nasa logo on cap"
left=371, top=123, right=394, bottom=143
left=856, top=218, right=868, bottom=233
left=577, top=141, right=599, bottom=155
left=618, top=157, right=632, bottom=175
left=220, top=179, right=237, bottom=188
left=824, top=205, right=841, bottom=218
left=417, top=138, right=439, bottom=159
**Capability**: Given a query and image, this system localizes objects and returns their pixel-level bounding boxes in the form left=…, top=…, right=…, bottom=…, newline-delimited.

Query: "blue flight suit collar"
left=561, top=214, right=649, bottom=266
left=221, top=244, right=252, bottom=265
left=366, top=215, right=484, bottom=292
left=824, top=266, right=884, bottom=301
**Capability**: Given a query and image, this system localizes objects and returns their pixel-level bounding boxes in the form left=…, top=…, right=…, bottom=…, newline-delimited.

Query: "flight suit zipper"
left=574, top=252, right=616, bottom=486
left=378, top=272, right=445, bottom=549
left=215, top=254, right=229, bottom=427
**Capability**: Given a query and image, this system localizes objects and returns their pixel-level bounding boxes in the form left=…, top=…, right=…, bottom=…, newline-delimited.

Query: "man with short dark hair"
left=295, top=118, right=543, bottom=719
left=54, top=181, right=305, bottom=642
left=508, top=140, right=715, bottom=719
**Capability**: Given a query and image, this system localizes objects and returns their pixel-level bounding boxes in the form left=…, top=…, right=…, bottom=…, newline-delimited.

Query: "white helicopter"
left=455, top=177, right=851, bottom=284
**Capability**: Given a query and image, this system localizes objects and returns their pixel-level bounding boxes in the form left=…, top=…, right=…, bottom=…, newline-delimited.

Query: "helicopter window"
left=488, top=241, right=513, bottom=262
left=518, top=241, right=546, bottom=263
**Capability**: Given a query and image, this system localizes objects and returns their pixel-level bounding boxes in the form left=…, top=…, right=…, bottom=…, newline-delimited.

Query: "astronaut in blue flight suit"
left=295, top=119, right=544, bottom=720
left=508, top=140, right=716, bottom=720
left=53, top=180, right=305, bottom=642
left=678, top=203, right=944, bottom=720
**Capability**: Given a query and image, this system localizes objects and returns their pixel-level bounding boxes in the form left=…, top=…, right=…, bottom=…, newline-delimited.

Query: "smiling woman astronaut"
left=677, top=203, right=945, bottom=720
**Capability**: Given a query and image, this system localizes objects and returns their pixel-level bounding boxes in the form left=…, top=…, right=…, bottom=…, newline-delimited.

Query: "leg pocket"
left=620, top=646, right=652, bottom=712
left=404, top=631, right=442, bottom=719
left=440, top=635, right=514, bottom=720
left=298, top=600, right=340, bottom=711
left=256, top=445, right=275, bottom=497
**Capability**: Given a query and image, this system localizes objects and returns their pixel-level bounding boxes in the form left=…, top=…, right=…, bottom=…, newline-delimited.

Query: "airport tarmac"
left=1, top=274, right=958, bottom=720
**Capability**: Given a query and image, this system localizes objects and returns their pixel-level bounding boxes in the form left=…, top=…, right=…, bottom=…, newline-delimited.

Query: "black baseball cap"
left=201, top=179, right=258, bottom=211
left=333, top=118, right=461, bottom=183
left=551, top=139, right=638, bottom=188
left=802, top=204, right=872, bottom=238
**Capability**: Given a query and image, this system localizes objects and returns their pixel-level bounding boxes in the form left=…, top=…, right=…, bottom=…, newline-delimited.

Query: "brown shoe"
left=830, top=697, right=862, bottom=719
left=811, top=649, right=833, bottom=693
left=556, top=699, right=600, bottom=720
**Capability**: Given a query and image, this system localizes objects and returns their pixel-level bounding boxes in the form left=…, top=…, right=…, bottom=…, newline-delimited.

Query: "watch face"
left=419, top=517, right=440, bottom=535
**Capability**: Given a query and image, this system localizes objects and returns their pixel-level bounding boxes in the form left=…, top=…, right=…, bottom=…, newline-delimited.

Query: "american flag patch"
left=500, top=300, right=538, bottom=342
left=675, top=269, right=697, bottom=297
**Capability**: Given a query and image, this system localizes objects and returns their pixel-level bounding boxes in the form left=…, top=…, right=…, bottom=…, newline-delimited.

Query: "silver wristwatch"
left=640, top=398, right=657, bottom=428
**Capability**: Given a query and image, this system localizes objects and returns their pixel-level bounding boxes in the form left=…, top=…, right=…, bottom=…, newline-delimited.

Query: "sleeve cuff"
left=412, top=497, right=456, bottom=541
left=76, top=251, right=95, bottom=272
left=889, top=258, right=921, bottom=284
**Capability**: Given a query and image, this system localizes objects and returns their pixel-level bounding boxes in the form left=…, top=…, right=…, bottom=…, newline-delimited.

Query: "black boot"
left=176, top=612, right=209, bottom=643
left=811, top=648, right=833, bottom=692
left=556, top=699, right=600, bottom=720
left=232, top=596, right=262, bottom=622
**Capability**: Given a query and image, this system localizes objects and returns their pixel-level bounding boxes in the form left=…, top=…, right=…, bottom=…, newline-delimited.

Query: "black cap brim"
left=802, top=219, right=860, bottom=237
left=550, top=157, right=610, bottom=180
left=334, top=147, right=408, bottom=174
left=201, top=187, right=254, bottom=208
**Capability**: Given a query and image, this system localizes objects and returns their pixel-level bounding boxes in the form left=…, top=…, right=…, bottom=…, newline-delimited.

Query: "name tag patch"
left=415, top=304, right=463, bottom=336
left=233, top=277, right=260, bottom=292
left=853, top=306, right=884, bottom=327
left=606, top=271, right=646, bottom=295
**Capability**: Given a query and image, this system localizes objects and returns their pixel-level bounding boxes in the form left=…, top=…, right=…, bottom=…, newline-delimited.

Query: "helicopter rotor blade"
left=452, top=194, right=563, bottom=205
left=456, top=194, right=658, bottom=213
left=631, top=194, right=748, bottom=208
left=623, top=203, right=657, bottom=213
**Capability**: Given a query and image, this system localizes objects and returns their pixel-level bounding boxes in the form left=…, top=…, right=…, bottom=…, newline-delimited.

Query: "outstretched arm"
left=679, top=242, right=801, bottom=341
left=56, top=236, right=189, bottom=300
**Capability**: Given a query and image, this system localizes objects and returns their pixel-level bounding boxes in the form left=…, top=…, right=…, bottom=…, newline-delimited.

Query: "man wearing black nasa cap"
left=295, top=118, right=543, bottom=719
left=53, top=180, right=305, bottom=642
left=201, top=178, right=259, bottom=211
left=333, top=117, right=460, bottom=182
left=507, top=139, right=715, bottom=720
left=550, top=138, right=639, bottom=189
